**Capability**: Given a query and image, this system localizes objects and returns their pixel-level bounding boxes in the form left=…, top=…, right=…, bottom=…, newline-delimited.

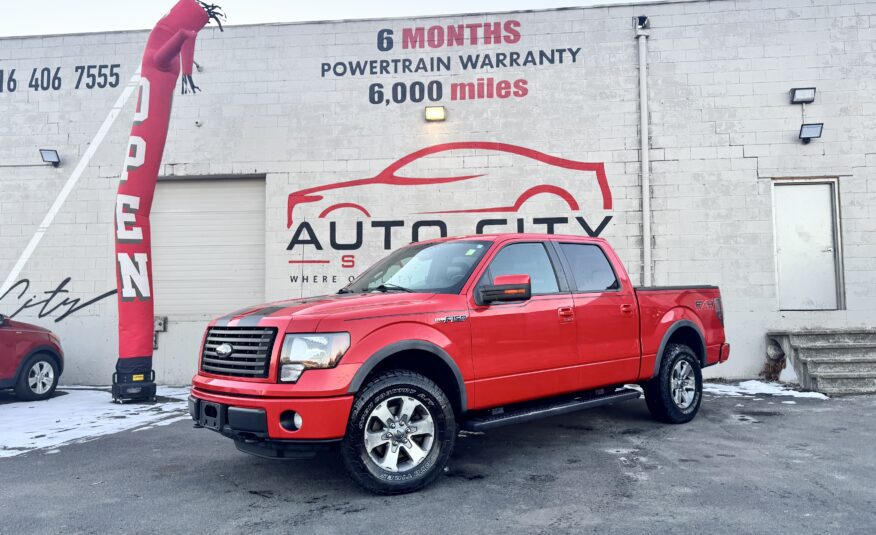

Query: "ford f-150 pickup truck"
left=189, top=233, right=729, bottom=494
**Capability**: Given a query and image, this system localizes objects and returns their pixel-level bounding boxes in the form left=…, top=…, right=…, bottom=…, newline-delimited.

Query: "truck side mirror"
left=478, top=274, right=532, bottom=305
left=0, top=314, right=7, bottom=326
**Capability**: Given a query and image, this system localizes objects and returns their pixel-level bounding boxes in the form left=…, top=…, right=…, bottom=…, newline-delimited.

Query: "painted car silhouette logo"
left=286, top=141, right=612, bottom=228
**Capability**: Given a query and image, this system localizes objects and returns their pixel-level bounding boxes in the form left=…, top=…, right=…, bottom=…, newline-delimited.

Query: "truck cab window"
left=560, top=243, right=619, bottom=292
left=480, top=242, right=559, bottom=295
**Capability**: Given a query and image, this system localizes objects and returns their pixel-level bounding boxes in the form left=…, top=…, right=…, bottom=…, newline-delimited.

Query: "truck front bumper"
left=189, top=388, right=353, bottom=459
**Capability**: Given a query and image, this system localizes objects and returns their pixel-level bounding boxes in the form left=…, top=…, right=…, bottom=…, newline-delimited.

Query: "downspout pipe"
left=636, top=19, right=652, bottom=287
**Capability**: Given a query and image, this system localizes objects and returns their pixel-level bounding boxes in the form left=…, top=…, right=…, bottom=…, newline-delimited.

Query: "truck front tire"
left=643, top=344, right=702, bottom=424
left=341, top=370, right=456, bottom=494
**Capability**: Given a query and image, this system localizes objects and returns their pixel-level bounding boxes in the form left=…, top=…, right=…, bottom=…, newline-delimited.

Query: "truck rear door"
left=553, top=241, right=641, bottom=390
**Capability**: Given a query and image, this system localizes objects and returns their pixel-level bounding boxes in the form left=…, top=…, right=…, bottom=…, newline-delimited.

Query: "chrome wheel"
left=28, top=361, right=54, bottom=395
left=363, top=395, right=435, bottom=473
left=670, top=360, right=696, bottom=409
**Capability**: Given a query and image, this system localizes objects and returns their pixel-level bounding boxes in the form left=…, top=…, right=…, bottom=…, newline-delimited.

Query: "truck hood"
left=213, top=292, right=436, bottom=326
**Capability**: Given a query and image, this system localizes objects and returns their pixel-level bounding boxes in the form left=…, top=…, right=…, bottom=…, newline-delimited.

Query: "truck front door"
left=467, top=241, right=578, bottom=409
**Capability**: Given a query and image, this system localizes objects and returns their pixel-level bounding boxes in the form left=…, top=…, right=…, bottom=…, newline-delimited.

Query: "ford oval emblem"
left=216, top=343, right=233, bottom=357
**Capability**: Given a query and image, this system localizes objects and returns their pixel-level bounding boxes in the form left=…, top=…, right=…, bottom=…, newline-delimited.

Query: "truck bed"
left=635, top=285, right=726, bottom=376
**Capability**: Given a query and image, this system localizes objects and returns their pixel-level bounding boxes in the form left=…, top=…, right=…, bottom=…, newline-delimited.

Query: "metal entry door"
left=773, top=182, right=840, bottom=310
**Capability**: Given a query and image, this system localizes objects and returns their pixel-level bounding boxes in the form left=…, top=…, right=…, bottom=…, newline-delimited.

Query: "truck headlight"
left=279, top=333, right=350, bottom=383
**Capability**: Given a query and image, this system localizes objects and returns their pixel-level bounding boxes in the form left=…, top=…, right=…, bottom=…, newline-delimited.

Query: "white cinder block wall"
left=1, top=0, right=874, bottom=385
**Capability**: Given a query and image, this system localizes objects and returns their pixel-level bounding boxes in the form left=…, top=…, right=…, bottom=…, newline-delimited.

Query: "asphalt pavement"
left=1, top=390, right=874, bottom=534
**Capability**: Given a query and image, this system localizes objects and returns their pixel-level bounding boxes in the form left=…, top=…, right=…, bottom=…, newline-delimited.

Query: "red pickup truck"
left=189, top=233, right=729, bottom=494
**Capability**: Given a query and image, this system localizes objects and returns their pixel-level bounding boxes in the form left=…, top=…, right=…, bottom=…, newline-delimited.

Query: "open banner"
left=112, top=0, right=224, bottom=402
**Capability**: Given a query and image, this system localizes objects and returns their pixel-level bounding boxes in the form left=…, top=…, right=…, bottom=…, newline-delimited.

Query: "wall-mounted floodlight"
left=424, top=106, right=446, bottom=122
left=799, top=123, right=823, bottom=144
left=39, top=149, right=60, bottom=167
left=790, top=87, right=816, bottom=104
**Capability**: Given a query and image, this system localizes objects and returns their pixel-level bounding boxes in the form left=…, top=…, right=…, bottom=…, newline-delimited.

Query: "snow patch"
left=0, top=387, right=190, bottom=458
left=703, top=380, right=828, bottom=400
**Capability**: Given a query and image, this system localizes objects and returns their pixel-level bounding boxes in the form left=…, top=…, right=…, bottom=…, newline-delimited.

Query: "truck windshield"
left=342, top=240, right=492, bottom=294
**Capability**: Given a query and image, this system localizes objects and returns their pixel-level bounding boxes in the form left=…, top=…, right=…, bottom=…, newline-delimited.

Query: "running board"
left=461, top=387, right=641, bottom=432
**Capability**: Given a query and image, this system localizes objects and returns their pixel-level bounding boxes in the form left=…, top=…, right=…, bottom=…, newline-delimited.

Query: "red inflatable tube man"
left=112, top=0, right=224, bottom=402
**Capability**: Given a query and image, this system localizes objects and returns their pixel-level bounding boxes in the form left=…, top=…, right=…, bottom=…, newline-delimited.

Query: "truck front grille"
left=200, top=327, right=278, bottom=378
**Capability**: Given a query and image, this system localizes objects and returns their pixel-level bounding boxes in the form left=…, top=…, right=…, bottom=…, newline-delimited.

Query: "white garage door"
left=151, top=178, right=266, bottom=319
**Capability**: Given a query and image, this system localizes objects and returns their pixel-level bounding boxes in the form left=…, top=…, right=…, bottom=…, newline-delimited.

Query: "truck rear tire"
left=341, top=369, right=456, bottom=494
left=643, top=344, right=702, bottom=424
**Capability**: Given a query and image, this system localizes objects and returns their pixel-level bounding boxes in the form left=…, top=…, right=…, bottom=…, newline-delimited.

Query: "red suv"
left=0, top=314, right=64, bottom=400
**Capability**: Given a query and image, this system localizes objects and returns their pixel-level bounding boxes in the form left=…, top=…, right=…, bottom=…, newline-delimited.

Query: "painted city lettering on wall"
left=285, top=142, right=613, bottom=288
left=319, top=19, right=581, bottom=105
left=0, top=278, right=116, bottom=322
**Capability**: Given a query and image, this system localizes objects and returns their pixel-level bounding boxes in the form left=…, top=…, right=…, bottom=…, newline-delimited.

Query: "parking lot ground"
left=1, top=388, right=875, bottom=535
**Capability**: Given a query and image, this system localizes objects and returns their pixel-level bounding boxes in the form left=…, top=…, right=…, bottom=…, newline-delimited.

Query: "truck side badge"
left=434, top=315, right=467, bottom=324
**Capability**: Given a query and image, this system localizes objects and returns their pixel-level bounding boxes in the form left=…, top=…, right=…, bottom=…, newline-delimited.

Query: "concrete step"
left=771, top=330, right=876, bottom=394
left=811, top=372, right=876, bottom=395
left=789, top=331, right=876, bottom=346
left=794, top=341, right=876, bottom=350
left=806, top=358, right=876, bottom=374
left=815, top=385, right=876, bottom=396
left=798, top=344, right=876, bottom=361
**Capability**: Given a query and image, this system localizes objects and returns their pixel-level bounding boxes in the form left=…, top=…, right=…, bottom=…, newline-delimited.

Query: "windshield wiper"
left=337, top=288, right=354, bottom=294
left=374, top=283, right=413, bottom=293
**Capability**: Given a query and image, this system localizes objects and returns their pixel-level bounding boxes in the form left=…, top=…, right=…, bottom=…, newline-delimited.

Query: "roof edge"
left=0, top=0, right=709, bottom=41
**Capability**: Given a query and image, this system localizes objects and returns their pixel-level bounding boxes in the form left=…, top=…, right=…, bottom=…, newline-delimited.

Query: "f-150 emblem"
left=434, top=315, right=467, bottom=324
left=216, top=343, right=233, bottom=357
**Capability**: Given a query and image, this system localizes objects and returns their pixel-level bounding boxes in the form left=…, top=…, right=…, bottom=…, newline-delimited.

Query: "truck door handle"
left=620, top=304, right=634, bottom=315
left=557, top=307, right=574, bottom=322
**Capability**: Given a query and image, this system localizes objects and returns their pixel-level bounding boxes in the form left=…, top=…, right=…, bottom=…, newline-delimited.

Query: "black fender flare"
left=347, top=340, right=467, bottom=412
left=652, top=320, right=706, bottom=376
left=13, top=345, right=64, bottom=381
